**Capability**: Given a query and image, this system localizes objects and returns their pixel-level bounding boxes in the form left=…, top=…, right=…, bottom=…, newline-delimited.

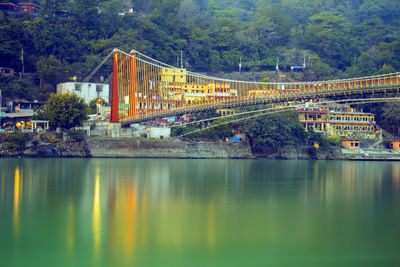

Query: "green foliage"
left=87, top=97, right=109, bottom=114
left=307, top=131, right=335, bottom=149
left=41, top=93, right=88, bottom=129
left=36, top=55, right=66, bottom=93
left=381, top=102, right=400, bottom=137
left=67, top=129, right=86, bottom=142
left=327, top=135, right=342, bottom=144
left=171, top=126, right=186, bottom=137
left=38, top=132, right=61, bottom=144
left=239, top=111, right=307, bottom=149
left=172, top=118, right=234, bottom=140
left=5, top=132, right=31, bottom=151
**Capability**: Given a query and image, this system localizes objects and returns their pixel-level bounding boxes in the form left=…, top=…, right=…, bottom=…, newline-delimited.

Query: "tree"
left=303, top=11, right=353, bottom=69
left=382, top=103, right=400, bottom=137
left=239, top=111, right=307, bottom=149
left=41, top=93, right=87, bottom=129
left=36, top=55, right=66, bottom=92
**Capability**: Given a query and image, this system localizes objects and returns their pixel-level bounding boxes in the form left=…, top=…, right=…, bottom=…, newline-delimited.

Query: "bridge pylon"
left=111, top=49, right=119, bottom=123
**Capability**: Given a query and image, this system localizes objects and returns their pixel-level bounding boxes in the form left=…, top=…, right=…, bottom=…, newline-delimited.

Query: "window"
left=355, top=143, right=359, bottom=147
left=96, top=85, right=103, bottom=92
left=75, top=84, right=81, bottom=91
left=350, top=143, right=354, bottom=147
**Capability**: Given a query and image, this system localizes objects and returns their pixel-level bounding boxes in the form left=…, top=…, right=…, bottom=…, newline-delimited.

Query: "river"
left=0, top=158, right=399, bottom=266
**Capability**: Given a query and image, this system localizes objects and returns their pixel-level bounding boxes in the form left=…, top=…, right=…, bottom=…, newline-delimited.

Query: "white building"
left=56, top=82, right=109, bottom=104
left=147, top=127, right=171, bottom=139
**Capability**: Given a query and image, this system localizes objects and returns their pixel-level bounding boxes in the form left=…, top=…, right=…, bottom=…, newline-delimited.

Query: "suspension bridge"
left=106, top=49, right=400, bottom=125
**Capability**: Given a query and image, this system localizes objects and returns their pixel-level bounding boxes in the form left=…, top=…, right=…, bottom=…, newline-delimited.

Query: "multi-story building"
left=326, top=106, right=381, bottom=140
left=297, top=107, right=329, bottom=133
left=297, top=105, right=382, bottom=140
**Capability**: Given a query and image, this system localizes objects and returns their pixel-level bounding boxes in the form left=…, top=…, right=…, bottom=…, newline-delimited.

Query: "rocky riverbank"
left=1, top=132, right=400, bottom=160
left=0, top=132, right=90, bottom=158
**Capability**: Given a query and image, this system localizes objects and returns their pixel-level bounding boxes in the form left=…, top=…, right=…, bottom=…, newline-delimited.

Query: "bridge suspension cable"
left=172, top=97, right=400, bottom=137
left=108, top=48, right=400, bottom=124
left=82, top=50, right=115, bottom=82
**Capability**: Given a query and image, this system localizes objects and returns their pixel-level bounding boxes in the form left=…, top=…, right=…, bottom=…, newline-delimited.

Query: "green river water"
left=0, top=158, right=399, bottom=266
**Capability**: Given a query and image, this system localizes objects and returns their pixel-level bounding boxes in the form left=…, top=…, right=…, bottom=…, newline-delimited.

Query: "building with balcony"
left=297, top=107, right=329, bottom=133
left=297, top=104, right=382, bottom=141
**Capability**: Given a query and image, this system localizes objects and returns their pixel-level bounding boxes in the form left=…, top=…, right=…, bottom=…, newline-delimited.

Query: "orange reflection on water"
left=122, top=181, right=137, bottom=262
left=13, top=167, right=21, bottom=237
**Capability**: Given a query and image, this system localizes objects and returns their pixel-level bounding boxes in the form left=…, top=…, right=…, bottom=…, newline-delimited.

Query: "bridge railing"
left=110, top=49, right=400, bottom=123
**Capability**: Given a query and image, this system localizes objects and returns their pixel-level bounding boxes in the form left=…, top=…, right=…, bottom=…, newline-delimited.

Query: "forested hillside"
left=1, top=0, right=400, bottom=100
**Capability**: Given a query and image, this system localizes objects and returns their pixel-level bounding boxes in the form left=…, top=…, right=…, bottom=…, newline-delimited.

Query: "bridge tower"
left=111, top=50, right=119, bottom=123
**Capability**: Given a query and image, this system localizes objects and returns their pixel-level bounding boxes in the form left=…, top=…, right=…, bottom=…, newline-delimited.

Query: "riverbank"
left=88, top=138, right=253, bottom=158
left=1, top=132, right=400, bottom=160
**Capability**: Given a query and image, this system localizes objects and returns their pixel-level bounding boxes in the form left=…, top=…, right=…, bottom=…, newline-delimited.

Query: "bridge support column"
left=108, top=123, right=121, bottom=138
left=128, top=52, right=136, bottom=118
left=111, top=50, right=119, bottom=123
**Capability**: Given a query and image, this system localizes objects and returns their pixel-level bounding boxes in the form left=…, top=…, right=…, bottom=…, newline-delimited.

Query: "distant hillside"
left=0, top=0, right=399, bottom=100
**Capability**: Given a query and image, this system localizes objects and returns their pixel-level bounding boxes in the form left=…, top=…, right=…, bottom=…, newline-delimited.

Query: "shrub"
left=5, top=133, right=31, bottom=151
left=67, top=129, right=86, bottom=142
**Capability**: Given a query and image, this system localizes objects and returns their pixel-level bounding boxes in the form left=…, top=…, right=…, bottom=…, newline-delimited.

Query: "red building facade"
left=18, top=2, right=41, bottom=14
left=0, top=2, right=41, bottom=14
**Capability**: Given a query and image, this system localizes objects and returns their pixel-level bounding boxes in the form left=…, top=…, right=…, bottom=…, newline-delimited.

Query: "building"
left=18, top=2, right=41, bottom=14
left=297, top=104, right=382, bottom=141
left=146, top=127, right=171, bottom=139
left=0, top=2, right=19, bottom=13
left=326, top=107, right=381, bottom=140
left=0, top=99, right=45, bottom=130
left=390, top=141, right=400, bottom=151
left=297, top=107, right=329, bottom=133
left=119, top=8, right=135, bottom=16
left=341, top=139, right=360, bottom=150
left=56, top=82, right=109, bottom=104
left=0, top=67, right=15, bottom=77
left=0, top=2, right=41, bottom=15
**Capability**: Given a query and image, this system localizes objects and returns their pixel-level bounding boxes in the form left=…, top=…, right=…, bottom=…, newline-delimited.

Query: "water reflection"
left=0, top=159, right=399, bottom=265
left=13, top=167, right=20, bottom=238
left=66, top=200, right=75, bottom=256
left=92, top=170, right=101, bottom=262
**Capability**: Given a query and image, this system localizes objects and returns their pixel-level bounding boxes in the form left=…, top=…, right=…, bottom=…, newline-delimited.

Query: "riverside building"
left=297, top=105, right=382, bottom=141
